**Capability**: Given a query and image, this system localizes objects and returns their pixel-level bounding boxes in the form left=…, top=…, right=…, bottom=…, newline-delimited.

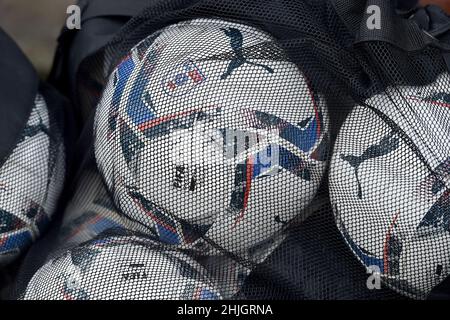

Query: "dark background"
left=0, top=0, right=74, bottom=77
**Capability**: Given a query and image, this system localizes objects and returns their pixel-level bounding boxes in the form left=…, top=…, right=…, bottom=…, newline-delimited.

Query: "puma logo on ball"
left=340, top=131, right=399, bottom=199
left=221, top=27, right=274, bottom=80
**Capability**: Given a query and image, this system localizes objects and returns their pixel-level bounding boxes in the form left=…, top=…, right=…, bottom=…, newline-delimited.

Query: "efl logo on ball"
left=163, top=60, right=206, bottom=97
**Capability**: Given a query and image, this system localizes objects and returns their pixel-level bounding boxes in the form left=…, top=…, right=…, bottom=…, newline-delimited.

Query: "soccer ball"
left=0, top=94, right=65, bottom=266
left=23, top=235, right=222, bottom=300
left=53, top=169, right=153, bottom=256
left=94, top=19, right=329, bottom=261
left=329, top=73, right=450, bottom=299
left=55, top=171, right=127, bottom=252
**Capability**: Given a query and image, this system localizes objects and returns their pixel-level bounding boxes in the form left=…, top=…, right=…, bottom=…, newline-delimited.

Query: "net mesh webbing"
left=2, top=0, right=450, bottom=300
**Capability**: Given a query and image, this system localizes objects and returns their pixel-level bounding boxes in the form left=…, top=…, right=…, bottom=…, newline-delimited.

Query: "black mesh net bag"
left=5, top=0, right=450, bottom=300
left=0, top=27, right=68, bottom=285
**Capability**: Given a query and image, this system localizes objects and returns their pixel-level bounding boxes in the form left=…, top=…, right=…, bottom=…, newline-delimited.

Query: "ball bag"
left=23, top=235, right=221, bottom=300
left=94, top=18, right=329, bottom=262
left=330, top=73, right=450, bottom=299
left=0, top=94, right=65, bottom=266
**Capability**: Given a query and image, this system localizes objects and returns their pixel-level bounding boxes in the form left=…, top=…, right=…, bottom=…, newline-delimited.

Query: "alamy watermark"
left=65, top=4, right=383, bottom=32
left=366, top=265, right=382, bottom=290
left=366, top=5, right=381, bottom=30
left=66, top=5, right=81, bottom=30
left=169, top=126, right=280, bottom=174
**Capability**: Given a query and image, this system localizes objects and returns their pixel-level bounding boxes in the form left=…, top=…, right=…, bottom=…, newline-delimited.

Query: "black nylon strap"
left=412, top=5, right=450, bottom=38
left=412, top=5, right=450, bottom=71
left=0, top=28, right=39, bottom=166
left=332, top=0, right=450, bottom=51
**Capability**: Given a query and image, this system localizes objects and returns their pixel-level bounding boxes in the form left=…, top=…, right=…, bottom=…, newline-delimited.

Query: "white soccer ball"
left=94, top=19, right=329, bottom=261
left=329, top=73, right=450, bottom=299
left=0, top=94, right=65, bottom=266
left=53, top=169, right=151, bottom=256
left=23, top=236, right=222, bottom=300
